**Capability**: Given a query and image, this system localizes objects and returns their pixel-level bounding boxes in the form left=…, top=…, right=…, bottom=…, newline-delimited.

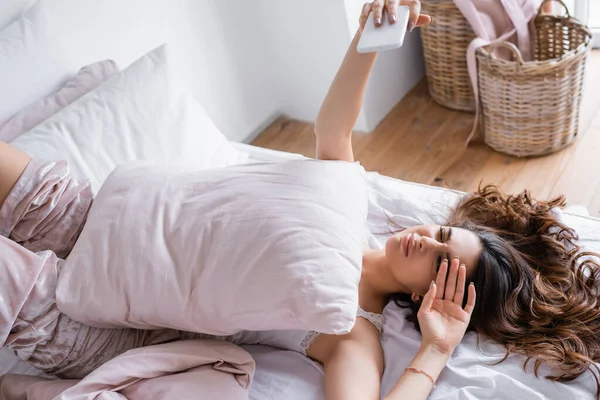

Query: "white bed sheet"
left=1, top=143, right=598, bottom=400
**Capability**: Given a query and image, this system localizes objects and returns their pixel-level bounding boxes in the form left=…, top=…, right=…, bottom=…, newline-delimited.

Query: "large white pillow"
left=10, top=44, right=247, bottom=193
left=0, top=0, right=72, bottom=126
left=56, top=159, right=368, bottom=336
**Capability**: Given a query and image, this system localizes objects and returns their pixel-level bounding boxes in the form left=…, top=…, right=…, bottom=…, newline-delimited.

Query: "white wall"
left=256, top=0, right=363, bottom=129
left=256, top=0, right=425, bottom=134
left=173, top=0, right=280, bottom=142
left=2, top=0, right=424, bottom=141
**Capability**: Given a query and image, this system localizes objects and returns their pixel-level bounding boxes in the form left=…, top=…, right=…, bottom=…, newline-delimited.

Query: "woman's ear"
left=411, top=293, right=422, bottom=303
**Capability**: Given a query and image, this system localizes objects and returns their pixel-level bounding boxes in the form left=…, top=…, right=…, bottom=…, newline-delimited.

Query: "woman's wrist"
left=386, top=342, right=453, bottom=399
left=406, top=344, right=453, bottom=383
left=419, top=343, right=454, bottom=359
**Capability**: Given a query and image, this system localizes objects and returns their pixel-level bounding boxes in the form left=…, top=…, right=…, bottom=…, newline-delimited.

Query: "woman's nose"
left=416, top=235, right=428, bottom=251
left=417, top=236, right=445, bottom=252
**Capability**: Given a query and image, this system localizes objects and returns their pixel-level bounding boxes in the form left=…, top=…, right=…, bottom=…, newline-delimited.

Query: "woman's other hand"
left=417, top=258, right=476, bottom=355
left=359, top=0, right=433, bottom=33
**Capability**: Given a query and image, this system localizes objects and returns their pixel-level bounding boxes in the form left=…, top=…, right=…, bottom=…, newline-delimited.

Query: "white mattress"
left=2, top=143, right=598, bottom=400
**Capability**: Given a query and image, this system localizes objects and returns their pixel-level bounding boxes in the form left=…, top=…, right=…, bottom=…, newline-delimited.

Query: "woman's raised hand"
left=359, top=0, right=433, bottom=32
left=417, top=258, right=476, bottom=355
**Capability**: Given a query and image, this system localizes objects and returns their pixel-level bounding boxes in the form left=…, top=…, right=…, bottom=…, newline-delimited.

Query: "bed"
left=4, top=142, right=596, bottom=399
left=1, top=2, right=599, bottom=397
left=237, top=143, right=600, bottom=400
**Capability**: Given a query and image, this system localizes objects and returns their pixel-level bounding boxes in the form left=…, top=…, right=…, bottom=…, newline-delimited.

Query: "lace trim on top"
left=300, top=331, right=321, bottom=354
left=299, top=307, right=386, bottom=354
left=356, top=307, right=385, bottom=333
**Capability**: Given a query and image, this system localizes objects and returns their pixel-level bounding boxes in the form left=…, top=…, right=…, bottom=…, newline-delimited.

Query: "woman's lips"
left=403, top=233, right=414, bottom=257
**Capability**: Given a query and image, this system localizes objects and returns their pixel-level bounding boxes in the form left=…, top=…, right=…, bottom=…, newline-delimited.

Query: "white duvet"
left=1, top=143, right=598, bottom=400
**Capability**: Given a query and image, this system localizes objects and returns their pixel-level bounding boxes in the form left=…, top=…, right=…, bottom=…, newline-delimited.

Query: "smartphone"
left=357, top=6, right=411, bottom=53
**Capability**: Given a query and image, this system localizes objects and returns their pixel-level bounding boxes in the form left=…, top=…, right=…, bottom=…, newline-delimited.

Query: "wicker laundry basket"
left=420, top=0, right=477, bottom=112
left=476, top=0, right=592, bottom=158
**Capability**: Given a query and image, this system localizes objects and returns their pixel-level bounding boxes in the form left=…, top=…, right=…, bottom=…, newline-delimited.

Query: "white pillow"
left=10, top=44, right=248, bottom=193
left=0, top=0, right=72, bottom=126
left=56, top=159, right=368, bottom=336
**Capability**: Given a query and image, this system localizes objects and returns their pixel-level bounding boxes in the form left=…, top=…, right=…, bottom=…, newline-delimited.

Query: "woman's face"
left=385, top=224, right=482, bottom=299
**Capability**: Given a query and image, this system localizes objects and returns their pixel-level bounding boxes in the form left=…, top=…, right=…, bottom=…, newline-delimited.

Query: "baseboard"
left=239, top=112, right=372, bottom=141
left=240, top=113, right=283, bottom=144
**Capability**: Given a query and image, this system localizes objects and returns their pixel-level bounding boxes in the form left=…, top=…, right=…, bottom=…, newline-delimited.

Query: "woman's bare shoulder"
left=307, top=316, right=383, bottom=364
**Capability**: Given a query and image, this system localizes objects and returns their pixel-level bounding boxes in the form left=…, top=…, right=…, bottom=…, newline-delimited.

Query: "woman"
left=309, top=1, right=599, bottom=397
left=0, top=1, right=598, bottom=399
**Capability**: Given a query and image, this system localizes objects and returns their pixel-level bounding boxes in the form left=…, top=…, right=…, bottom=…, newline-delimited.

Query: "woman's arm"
left=314, top=0, right=431, bottom=162
left=384, top=345, right=450, bottom=399
left=385, top=258, right=476, bottom=400
left=314, top=25, right=377, bottom=162
left=319, top=260, right=475, bottom=400
left=316, top=318, right=384, bottom=400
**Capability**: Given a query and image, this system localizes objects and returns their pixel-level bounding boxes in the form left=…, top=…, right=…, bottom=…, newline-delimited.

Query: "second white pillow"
left=10, top=44, right=247, bottom=193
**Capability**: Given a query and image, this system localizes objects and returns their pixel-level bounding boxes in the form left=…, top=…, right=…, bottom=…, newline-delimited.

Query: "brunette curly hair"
left=390, top=184, right=600, bottom=395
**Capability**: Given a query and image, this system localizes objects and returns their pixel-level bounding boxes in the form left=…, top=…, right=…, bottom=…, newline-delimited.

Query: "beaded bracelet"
left=405, top=367, right=437, bottom=388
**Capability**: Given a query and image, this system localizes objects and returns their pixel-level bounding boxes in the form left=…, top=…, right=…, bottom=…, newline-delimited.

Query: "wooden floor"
left=253, top=51, right=600, bottom=217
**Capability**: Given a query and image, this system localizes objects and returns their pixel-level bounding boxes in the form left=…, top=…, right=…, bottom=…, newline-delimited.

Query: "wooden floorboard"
left=252, top=51, right=600, bottom=217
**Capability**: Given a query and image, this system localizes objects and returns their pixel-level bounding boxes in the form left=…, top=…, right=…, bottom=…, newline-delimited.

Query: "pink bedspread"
left=0, top=160, right=185, bottom=378
left=0, top=339, right=255, bottom=400
left=0, top=158, right=255, bottom=397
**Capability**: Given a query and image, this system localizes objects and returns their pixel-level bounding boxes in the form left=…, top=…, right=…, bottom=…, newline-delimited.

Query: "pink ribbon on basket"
left=451, top=0, right=543, bottom=145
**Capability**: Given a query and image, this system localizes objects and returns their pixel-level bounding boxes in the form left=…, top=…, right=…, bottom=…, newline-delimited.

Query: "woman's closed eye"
left=435, top=226, right=450, bottom=272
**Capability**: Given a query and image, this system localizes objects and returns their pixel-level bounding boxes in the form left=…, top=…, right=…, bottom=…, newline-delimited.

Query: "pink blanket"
left=0, top=158, right=256, bottom=398
left=0, top=339, right=255, bottom=400
left=0, top=160, right=184, bottom=379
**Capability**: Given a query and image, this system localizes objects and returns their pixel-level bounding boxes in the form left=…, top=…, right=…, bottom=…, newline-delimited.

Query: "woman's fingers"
left=372, top=0, right=384, bottom=26
left=444, top=258, right=460, bottom=301
left=434, top=259, right=448, bottom=299
left=421, top=280, right=437, bottom=312
left=402, top=0, right=421, bottom=32
left=385, top=0, right=399, bottom=24
left=453, top=264, right=467, bottom=305
left=360, top=0, right=431, bottom=31
left=464, top=282, right=476, bottom=315
left=416, top=14, right=433, bottom=27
